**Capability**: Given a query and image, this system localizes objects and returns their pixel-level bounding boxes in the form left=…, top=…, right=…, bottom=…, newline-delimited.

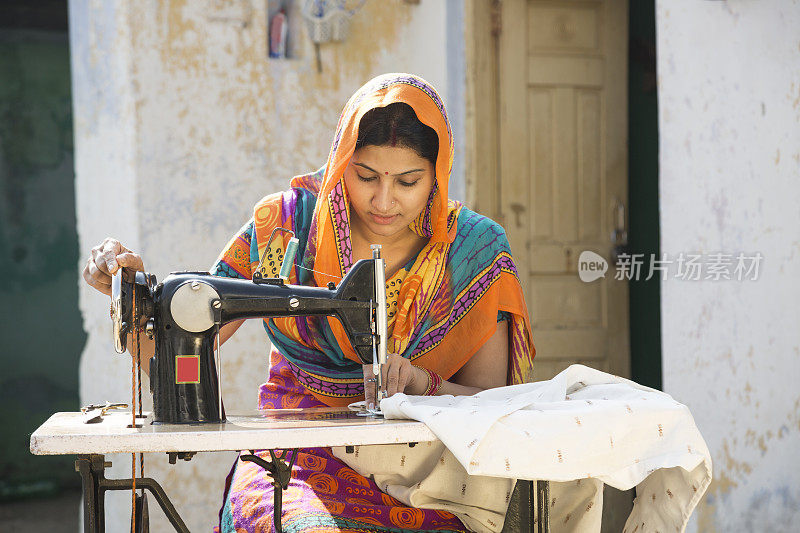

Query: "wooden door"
left=497, top=0, right=630, bottom=380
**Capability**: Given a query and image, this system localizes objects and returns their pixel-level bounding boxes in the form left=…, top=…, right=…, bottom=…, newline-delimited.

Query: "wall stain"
left=793, top=396, right=800, bottom=432
left=721, top=438, right=753, bottom=484
left=710, top=191, right=728, bottom=237
left=689, top=302, right=712, bottom=341
left=320, top=1, right=413, bottom=93
left=160, top=0, right=205, bottom=74
left=696, top=437, right=757, bottom=533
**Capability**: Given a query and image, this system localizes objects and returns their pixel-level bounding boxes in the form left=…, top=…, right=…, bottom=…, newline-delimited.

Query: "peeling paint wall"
left=656, top=2, right=800, bottom=531
left=70, top=0, right=465, bottom=530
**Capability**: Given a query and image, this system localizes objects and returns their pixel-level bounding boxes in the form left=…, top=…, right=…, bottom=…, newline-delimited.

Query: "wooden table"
left=31, top=408, right=549, bottom=533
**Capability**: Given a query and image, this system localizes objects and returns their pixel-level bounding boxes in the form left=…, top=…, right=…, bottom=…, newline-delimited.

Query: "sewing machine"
left=110, top=240, right=389, bottom=424
left=30, top=240, right=553, bottom=532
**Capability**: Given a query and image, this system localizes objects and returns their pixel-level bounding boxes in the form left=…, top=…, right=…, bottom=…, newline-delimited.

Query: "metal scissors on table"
left=81, top=402, right=129, bottom=424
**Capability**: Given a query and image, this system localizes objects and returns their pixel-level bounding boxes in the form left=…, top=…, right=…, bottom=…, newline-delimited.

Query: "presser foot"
left=356, top=410, right=384, bottom=418
left=351, top=401, right=384, bottom=418
left=364, top=406, right=384, bottom=418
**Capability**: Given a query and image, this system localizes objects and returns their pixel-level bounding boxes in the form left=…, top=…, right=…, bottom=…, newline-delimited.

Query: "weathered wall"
left=70, top=0, right=465, bottom=530
left=656, top=1, right=800, bottom=531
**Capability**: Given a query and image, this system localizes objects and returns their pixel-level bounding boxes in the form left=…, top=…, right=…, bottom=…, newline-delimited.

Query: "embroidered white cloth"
left=333, top=365, right=712, bottom=533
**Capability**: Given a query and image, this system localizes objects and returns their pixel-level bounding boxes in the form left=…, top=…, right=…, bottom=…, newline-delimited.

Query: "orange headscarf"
left=299, top=74, right=458, bottom=286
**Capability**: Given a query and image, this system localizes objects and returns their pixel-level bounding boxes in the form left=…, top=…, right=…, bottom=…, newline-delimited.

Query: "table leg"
left=274, top=477, right=283, bottom=532
left=527, top=480, right=534, bottom=533
left=74, top=454, right=189, bottom=533
left=240, top=449, right=298, bottom=533
left=75, top=455, right=103, bottom=532
left=535, top=480, right=550, bottom=533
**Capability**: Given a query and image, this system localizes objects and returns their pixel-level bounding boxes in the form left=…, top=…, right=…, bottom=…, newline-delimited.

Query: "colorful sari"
left=211, top=74, right=534, bottom=532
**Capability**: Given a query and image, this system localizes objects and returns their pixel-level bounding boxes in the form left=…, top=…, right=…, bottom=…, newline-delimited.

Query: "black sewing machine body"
left=113, top=259, right=380, bottom=424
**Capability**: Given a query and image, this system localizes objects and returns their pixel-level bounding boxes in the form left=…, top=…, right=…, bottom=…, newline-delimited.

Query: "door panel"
left=499, top=0, right=629, bottom=380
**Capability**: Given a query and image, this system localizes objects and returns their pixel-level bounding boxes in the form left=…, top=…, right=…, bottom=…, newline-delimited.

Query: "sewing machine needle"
left=372, top=337, right=379, bottom=376
left=371, top=304, right=379, bottom=377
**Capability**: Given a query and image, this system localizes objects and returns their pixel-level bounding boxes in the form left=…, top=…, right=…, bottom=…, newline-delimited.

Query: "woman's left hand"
left=362, top=354, right=427, bottom=408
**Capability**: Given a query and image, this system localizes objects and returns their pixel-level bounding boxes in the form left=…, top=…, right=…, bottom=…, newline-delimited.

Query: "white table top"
left=30, top=408, right=438, bottom=455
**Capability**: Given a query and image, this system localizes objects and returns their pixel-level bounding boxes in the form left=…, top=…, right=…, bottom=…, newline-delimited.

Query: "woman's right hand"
left=82, top=238, right=145, bottom=296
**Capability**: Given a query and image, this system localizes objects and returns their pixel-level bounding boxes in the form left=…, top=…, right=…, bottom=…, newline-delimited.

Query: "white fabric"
left=333, top=365, right=712, bottom=533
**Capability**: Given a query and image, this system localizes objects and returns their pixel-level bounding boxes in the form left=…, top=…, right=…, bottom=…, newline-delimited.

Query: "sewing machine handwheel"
left=111, top=270, right=129, bottom=354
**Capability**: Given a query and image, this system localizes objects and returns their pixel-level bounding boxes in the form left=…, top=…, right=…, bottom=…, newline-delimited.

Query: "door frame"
left=465, top=0, right=502, bottom=224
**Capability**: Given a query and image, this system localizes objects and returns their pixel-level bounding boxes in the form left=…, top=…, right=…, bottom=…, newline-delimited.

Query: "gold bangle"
left=420, top=368, right=443, bottom=396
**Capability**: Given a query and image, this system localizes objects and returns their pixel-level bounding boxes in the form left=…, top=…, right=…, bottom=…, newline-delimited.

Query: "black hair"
left=354, top=102, right=439, bottom=167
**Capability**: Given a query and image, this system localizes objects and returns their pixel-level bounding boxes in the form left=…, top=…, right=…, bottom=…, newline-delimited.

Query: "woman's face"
left=343, top=144, right=435, bottom=241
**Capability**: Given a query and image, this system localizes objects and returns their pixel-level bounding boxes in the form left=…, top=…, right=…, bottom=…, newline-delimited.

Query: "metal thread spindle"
left=279, top=237, right=300, bottom=280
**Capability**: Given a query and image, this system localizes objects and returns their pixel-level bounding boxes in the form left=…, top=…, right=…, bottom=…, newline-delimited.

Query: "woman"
left=83, top=73, right=534, bottom=532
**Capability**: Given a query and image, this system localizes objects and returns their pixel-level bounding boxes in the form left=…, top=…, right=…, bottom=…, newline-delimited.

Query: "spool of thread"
left=279, top=237, right=300, bottom=280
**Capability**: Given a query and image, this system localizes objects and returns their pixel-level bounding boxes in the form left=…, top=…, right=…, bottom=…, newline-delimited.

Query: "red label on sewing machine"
left=175, top=355, right=200, bottom=384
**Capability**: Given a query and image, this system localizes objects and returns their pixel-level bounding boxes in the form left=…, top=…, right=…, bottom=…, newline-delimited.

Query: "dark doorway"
left=628, top=0, right=662, bottom=390
left=0, top=0, right=85, bottom=500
